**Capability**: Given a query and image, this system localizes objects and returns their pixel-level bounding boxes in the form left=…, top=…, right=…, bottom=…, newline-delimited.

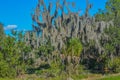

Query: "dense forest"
left=0, top=0, right=120, bottom=79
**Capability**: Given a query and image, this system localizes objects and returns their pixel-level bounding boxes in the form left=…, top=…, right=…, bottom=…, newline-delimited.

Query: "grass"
left=98, top=75, right=120, bottom=80
left=0, top=73, right=120, bottom=80
left=0, top=74, right=88, bottom=80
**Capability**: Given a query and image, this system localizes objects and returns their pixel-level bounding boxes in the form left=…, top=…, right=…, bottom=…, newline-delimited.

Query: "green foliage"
left=0, top=36, right=19, bottom=77
left=0, top=60, right=11, bottom=77
left=95, top=10, right=112, bottom=21
left=35, top=57, right=61, bottom=77
left=107, top=57, right=120, bottom=73
left=2, top=0, right=120, bottom=79
left=103, top=26, right=120, bottom=72
left=104, top=43, right=115, bottom=55
left=106, top=0, right=120, bottom=15
left=60, top=38, right=83, bottom=76
left=95, top=0, right=120, bottom=73
left=66, top=38, right=83, bottom=56
left=105, top=26, right=120, bottom=45
left=106, top=0, right=120, bottom=26
left=95, top=0, right=120, bottom=23
left=38, top=43, right=53, bottom=55
left=0, top=31, right=32, bottom=78
left=0, top=23, right=5, bottom=39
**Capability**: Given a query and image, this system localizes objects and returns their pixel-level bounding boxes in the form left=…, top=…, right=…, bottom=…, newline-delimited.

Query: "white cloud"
left=4, top=25, right=17, bottom=30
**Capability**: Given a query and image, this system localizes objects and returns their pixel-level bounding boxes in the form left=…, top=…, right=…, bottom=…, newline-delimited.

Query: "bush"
left=0, top=60, right=16, bottom=78
left=107, top=57, right=120, bottom=73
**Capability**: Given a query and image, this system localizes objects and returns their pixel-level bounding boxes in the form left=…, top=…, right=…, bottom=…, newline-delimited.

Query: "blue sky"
left=0, top=0, right=107, bottom=33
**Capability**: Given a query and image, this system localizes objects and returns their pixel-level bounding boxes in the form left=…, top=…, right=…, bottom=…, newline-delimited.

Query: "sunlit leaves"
left=66, top=38, right=83, bottom=56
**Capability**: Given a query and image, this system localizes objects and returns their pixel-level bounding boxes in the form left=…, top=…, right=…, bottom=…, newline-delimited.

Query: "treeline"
left=0, top=0, right=120, bottom=79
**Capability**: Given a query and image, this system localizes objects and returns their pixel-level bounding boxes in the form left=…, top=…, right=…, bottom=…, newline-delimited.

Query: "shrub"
left=107, top=57, right=120, bottom=73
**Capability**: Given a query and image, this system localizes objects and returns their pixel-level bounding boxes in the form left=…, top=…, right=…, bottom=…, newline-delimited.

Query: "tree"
left=95, top=0, right=120, bottom=73
left=0, top=31, right=32, bottom=78
left=0, top=23, right=5, bottom=42
left=31, top=0, right=114, bottom=75
left=106, top=0, right=120, bottom=26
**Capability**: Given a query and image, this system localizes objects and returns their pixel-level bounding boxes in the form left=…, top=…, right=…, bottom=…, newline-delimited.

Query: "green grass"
left=0, top=78, right=16, bottom=80
left=1, top=74, right=120, bottom=80
left=99, top=75, right=120, bottom=80
left=0, top=74, right=88, bottom=80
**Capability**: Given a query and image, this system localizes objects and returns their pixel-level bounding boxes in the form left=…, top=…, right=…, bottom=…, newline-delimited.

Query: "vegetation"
left=99, top=74, right=120, bottom=80
left=1, top=0, right=120, bottom=79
